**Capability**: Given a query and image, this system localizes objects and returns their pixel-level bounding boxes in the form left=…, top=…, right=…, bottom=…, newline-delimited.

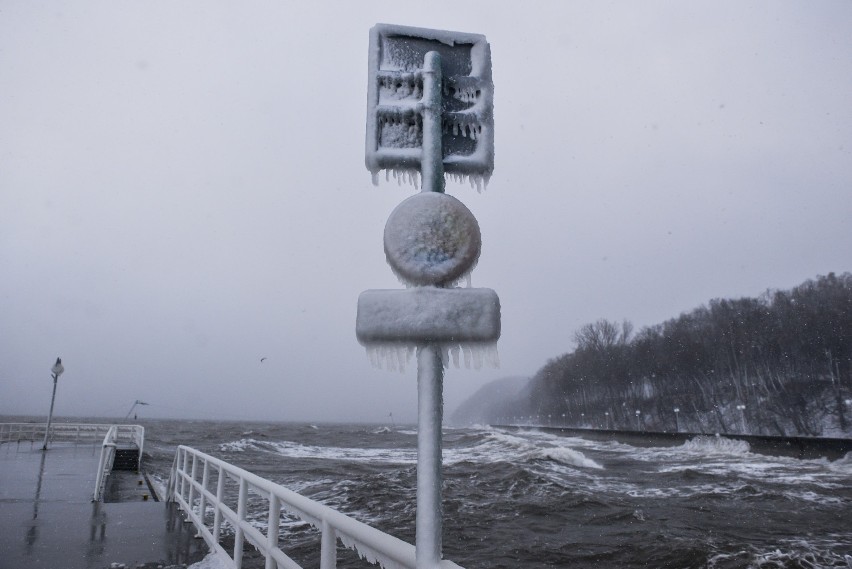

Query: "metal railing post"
left=212, top=465, right=225, bottom=542
left=188, top=454, right=198, bottom=520
left=265, top=493, right=281, bottom=569
left=199, top=460, right=209, bottom=531
left=320, top=518, right=337, bottom=569
left=180, top=449, right=190, bottom=506
left=234, top=477, right=248, bottom=569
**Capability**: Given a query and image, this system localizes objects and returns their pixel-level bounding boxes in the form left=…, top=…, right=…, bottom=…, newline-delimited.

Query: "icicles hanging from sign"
left=366, top=342, right=499, bottom=372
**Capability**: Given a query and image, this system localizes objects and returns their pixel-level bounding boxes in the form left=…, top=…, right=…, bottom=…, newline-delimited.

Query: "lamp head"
left=51, top=357, right=64, bottom=378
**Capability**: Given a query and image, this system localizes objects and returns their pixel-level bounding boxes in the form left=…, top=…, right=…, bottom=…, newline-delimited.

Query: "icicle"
left=440, top=345, right=450, bottom=370
left=472, top=347, right=483, bottom=369
left=451, top=345, right=460, bottom=368
left=366, top=342, right=497, bottom=371
left=395, top=346, right=406, bottom=371
left=364, top=344, right=414, bottom=373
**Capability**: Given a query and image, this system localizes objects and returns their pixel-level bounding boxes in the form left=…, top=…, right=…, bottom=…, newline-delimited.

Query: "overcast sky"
left=2, top=1, right=850, bottom=424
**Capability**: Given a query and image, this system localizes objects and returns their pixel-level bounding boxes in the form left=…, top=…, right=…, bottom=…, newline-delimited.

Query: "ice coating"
left=356, top=287, right=500, bottom=345
left=187, top=552, right=232, bottom=569
left=365, top=342, right=499, bottom=372
left=365, top=23, right=494, bottom=189
left=383, top=192, right=481, bottom=287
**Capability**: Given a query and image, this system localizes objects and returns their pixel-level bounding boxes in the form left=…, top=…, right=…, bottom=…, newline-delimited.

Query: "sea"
left=130, top=419, right=852, bottom=569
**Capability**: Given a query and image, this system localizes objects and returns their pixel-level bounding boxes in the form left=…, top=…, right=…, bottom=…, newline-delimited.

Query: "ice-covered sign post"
left=357, top=24, right=500, bottom=569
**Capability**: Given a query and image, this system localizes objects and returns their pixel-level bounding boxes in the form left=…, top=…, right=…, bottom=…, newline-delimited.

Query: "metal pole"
left=42, top=374, right=58, bottom=451
left=421, top=51, right=444, bottom=194
left=416, top=50, right=446, bottom=569
left=416, top=344, right=443, bottom=569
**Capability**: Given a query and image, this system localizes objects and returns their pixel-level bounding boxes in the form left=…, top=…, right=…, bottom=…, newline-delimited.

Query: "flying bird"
left=260, top=357, right=267, bottom=363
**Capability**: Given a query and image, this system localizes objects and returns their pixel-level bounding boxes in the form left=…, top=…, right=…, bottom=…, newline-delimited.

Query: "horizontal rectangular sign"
left=356, top=287, right=500, bottom=344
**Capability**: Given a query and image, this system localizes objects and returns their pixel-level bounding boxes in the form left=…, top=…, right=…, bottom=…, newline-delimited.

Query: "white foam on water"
left=218, top=438, right=256, bottom=452
left=220, top=437, right=418, bottom=465
left=532, top=446, right=604, bottom=470
left=679, top=435, right=752, bottom=456
left=707, top=535, right=852, bottom=569
left=472, top=428, right=852, bottom=502
left=827, top=451, right=852, bottom=473
left=443, top=428, right=603, bottom=470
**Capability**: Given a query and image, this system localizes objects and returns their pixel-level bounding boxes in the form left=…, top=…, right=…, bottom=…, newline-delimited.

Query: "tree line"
left=508, top=272, right=852, bottom=436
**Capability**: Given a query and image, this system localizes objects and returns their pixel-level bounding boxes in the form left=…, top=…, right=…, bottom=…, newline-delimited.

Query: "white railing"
left=167, top=445, right=463, bottom=569
left=0, top=422, right=118, bottom=444
left=93, top=426, right=119, bottom=502
left=92, top=424, right=146, bottom=502
left=0, top=423, right=144, bottom=501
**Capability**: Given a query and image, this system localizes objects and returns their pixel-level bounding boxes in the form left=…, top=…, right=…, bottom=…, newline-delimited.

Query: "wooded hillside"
left=492, top=273, right=852, bottom=436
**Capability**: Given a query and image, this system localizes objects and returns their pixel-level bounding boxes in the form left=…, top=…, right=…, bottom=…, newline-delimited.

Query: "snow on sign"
left=365, top=24, right=494, bottom=190
left=358, top=24, right=499, bottom=569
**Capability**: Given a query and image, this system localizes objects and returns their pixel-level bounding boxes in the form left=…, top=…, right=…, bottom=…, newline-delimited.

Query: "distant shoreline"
left=496, top=425, right=852, bottom=461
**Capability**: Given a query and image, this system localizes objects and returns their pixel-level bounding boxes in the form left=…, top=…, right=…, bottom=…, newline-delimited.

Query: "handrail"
left=93, top=426, right=119, bottom=502
left=0, top=422, right=144, bottom=446
left=92, top=424, right=146, bottom=502
left=1, top=422, right=107, bottom=444
left=166, top=445, right=463, bottom=569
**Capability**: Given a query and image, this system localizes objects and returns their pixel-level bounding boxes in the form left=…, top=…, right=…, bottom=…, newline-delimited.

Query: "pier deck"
left=0, top=441, right=206, bottom=569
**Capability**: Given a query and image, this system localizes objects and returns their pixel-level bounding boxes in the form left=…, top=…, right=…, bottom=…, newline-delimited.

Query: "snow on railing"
left=166, top=445, right=464, bottom=569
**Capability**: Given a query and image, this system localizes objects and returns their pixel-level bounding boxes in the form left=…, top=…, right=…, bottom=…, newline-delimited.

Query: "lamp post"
left=635, top=409, right=642, bottom=431
left=42, top=357, right=64, bottom=451
left=674, top=407, right=680, bottom=433
left=604, top=411, right=610, bottom=430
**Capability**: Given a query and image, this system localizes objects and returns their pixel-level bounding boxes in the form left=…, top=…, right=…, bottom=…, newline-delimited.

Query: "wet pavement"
left=0, top=441, right=207, bottom=569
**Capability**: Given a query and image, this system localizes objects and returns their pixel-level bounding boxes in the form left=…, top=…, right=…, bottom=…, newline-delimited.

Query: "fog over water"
left=2, top=2, right=851, bottom=423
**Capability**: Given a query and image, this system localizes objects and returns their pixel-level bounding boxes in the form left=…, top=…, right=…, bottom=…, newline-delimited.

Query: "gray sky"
left=2, top=1, right=851, bottom=423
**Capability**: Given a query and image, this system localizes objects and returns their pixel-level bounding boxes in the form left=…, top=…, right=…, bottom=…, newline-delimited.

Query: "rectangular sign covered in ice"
left=365, top=24, right=494, bottom=184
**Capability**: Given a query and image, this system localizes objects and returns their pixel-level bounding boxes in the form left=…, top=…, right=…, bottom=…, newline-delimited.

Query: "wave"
left=443, top=428, right=604, bottom=470
left=680, top=435, right=751, bottom=455
left=707, top=535, right=852, bottom=569
left=218, top=438, right=417, bottom=464
left=827, top=451, right=852, bottom=473
left=531, top=446, right=604, bottom=469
